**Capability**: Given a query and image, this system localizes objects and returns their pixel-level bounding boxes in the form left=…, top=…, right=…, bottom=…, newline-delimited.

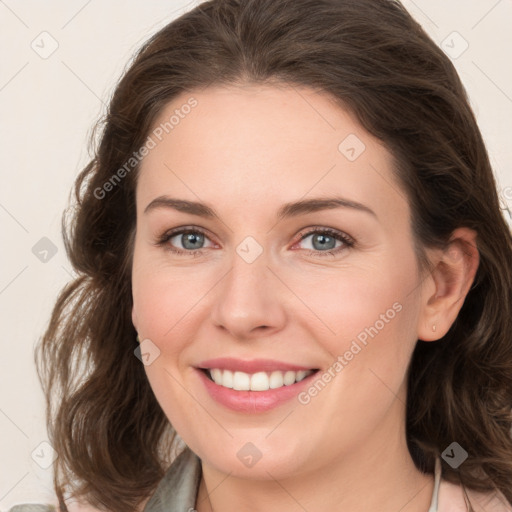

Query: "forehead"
left=137, top=84, right=408, bottom=226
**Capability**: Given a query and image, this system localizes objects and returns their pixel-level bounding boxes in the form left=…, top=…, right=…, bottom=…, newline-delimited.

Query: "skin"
left=130, top=83, right=479, bottom=512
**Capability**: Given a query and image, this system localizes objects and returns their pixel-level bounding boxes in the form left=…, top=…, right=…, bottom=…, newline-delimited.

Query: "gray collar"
left=143, top=447, right=202, bottom=512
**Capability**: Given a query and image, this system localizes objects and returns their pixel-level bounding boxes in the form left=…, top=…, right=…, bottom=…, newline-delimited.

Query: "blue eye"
left=156, top=226, right=354, bottom=258
left=171, top=231, right=209, bottom=250
left=157, top=228, right=213, bottom=257
left=294, top=227, right=354, bottom=257
left=299, top=231, right=341, bottom=251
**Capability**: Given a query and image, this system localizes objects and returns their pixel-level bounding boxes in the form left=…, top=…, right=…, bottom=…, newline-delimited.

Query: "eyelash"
left=155, top=226, right=355, bottom=259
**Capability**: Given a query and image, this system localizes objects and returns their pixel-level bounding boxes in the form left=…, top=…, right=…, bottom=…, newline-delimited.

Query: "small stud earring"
left=136, top=334, right=141, bottom=343
left=432, top=325, right=437, bottom=332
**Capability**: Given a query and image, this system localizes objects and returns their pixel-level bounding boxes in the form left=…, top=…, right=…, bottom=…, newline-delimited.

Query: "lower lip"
left=195, top=368, right=318, bottom=413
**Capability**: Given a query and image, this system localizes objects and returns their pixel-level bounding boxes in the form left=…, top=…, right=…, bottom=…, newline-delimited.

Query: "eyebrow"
left=144, top=196, right=377, bottom=220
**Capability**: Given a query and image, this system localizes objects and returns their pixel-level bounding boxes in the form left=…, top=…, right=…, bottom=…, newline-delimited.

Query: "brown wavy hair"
left=35, top=0, right=512, bottom=510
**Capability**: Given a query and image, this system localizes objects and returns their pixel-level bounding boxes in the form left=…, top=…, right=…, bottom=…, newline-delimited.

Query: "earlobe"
left=417, top=228, right=479, bottom=342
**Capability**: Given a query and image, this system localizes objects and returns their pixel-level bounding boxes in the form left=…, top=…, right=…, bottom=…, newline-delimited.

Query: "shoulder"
left=6, top=506, right=56, bottom=512
left=438, top=479, right=512, bottom=512
left=6, top=502, right=106, bottom=512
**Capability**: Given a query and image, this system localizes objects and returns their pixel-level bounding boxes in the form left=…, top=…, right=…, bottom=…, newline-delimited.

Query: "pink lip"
left=196, top=357, right=316, bottom=373
left=195, top=367, right=319, bottom=413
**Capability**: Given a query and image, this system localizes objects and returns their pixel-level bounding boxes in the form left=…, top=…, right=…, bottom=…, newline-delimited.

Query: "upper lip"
left=196, top=357, right=318, bottom=373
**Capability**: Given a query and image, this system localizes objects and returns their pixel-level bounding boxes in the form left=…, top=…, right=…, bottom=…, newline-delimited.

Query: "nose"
left=210, top=248, right=287, bottom=341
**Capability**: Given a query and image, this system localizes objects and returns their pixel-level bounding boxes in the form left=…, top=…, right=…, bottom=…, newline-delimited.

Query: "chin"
left=197, top=436, right=310, bottom=480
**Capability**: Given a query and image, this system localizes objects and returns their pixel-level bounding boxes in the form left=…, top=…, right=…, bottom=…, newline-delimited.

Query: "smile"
left=195, top=357, right=321, bottom=412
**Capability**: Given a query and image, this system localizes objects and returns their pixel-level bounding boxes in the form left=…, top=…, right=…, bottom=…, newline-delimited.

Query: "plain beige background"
left=1, top=0, right=511, bottom=508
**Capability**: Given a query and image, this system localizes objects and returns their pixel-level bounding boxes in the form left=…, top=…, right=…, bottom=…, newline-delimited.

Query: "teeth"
left=207, top=368, right=314, bottom=391
left=269, top=371, right=284, bottom=389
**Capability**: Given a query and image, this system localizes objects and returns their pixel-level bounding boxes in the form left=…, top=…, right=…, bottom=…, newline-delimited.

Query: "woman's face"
left=131, top=83, right=428, bottom=478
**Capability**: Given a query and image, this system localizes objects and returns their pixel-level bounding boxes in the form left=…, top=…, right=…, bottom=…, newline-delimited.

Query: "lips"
left=193, top=357, right=321, bottom=411
left=195, top=364, right=320, bottom=412
left=196, top=357, right=318, bottom=373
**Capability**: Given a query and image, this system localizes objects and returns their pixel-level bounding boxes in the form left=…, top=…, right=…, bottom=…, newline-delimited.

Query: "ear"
left=417, top=227, right=479, bottom=342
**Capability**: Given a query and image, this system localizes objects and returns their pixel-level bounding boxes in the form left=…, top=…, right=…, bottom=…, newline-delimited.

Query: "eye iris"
left=182, top=232, right=204, bottom=250
left=312, top=233, right=336, bottom=250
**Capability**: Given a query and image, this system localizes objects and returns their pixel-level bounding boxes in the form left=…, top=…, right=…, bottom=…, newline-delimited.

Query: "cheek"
left=290, top=259, right=417, bottom=344
left=292, top=255, right=421, bottom=395
left=132, top=249, right=214, bottom=342
left=296, top=265, right=421, bottom=447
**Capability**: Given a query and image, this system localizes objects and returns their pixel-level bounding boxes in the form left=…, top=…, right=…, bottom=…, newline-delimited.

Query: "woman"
left=12, top=0, right=512, bottom=511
